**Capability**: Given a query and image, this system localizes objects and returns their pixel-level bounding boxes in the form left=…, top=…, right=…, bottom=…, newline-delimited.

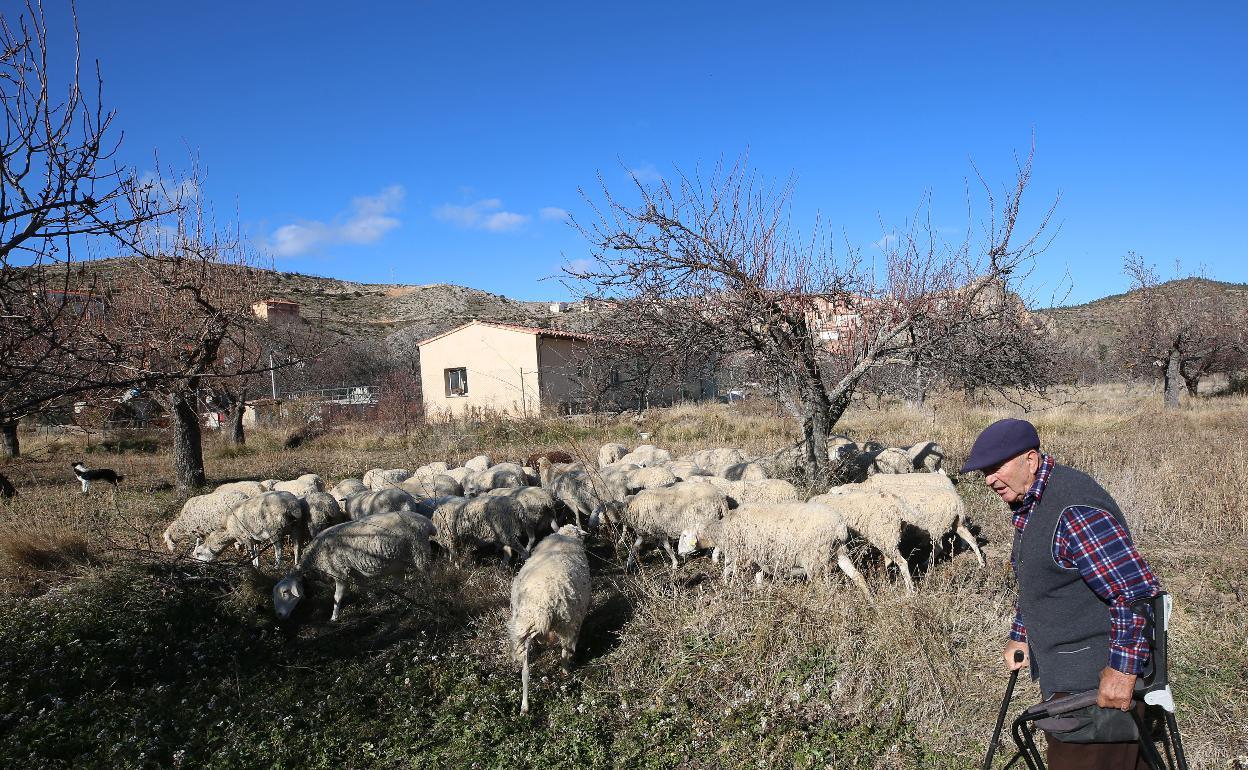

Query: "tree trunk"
left=1, top=421, right=18, bottom=458
left=1182, top=374, right=1200, bottom=398
left=1163, top=348, right=1182, bottom=410
left=228, top=400, right=246, bottom=445
left=170, top=392, right=207, bottom=490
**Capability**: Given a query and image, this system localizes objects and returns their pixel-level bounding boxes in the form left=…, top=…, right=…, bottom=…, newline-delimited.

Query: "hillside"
left=1038, top=276, right=1248, bottom=349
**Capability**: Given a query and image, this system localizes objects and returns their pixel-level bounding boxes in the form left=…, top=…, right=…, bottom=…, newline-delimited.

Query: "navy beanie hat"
left=959, top=418, right=1040, bottom=474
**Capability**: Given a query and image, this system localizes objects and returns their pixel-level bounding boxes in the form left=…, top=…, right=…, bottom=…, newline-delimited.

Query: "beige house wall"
left=419, top=325, right=540, bottom=418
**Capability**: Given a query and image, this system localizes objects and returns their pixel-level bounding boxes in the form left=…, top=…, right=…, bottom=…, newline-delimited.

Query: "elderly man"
left=962, top=418, right=1161, bottom=769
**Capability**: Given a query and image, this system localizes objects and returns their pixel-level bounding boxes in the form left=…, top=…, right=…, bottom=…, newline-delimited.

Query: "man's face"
left=982, top=449, right=1040, bottom=505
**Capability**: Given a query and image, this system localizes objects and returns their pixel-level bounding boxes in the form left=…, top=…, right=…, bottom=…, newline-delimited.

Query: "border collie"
left=71, top=462, right=124, bottom=494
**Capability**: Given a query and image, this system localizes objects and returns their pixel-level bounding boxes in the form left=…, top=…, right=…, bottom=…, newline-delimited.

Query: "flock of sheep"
left=160, top=436, right=984, bottom=713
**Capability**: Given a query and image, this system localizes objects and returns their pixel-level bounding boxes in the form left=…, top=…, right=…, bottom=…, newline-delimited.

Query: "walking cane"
left=982, top=650, right=1025, bottom=770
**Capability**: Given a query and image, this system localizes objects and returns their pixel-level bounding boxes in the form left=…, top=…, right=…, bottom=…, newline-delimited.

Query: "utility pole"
left=270, top=352, right=278, bottom=399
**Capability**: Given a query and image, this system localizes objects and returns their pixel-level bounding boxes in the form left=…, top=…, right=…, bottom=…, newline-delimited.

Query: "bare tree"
left=571, top=153, right=1055, bottom=482
left=1118, top=254, right=1246, bottom=408
left=0, top=2, right=162, bottom=456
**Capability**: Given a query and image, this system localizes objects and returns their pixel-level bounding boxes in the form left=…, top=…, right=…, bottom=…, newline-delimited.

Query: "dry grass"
left=1, top=383, right=1246, bottom=767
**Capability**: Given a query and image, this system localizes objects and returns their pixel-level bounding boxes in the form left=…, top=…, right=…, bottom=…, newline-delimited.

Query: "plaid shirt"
left=1009, top=454, right=1161, bottom=674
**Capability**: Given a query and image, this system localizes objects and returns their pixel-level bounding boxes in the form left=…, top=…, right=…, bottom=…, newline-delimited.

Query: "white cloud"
left=434, top=198, right=530, bottom=232
left=872, top=233, right=898, bottom=250
left=629, top=162, right=663, bottom=183
left=269, top=185, right=404, bottom=257
left=539, top=206, right=570, bottom=222
left=137, top=171, right=199, bottom=204
left=565, top=258, right=594, bottom=274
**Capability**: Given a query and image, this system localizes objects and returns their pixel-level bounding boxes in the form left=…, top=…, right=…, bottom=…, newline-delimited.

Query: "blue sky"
left=43, top=1, right=1248, bottom=304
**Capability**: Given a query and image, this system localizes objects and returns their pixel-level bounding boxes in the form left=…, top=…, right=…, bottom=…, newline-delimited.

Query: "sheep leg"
left=80, top=479, right=89, bottom=494
left=957, top=524, right=985, bottom=566
left=837, top=544, right=872, bottom=600
left=330, top=580, right=346, bottom=622
left=893, top=551, right=915, bottom=594
left=274, top=540, right=283, bottom=569
left=624, top=536, right=644, bottom=573
left=520, top=636, right=532, bottom=714
left=250, top=545, right=260, bottom=568
left=501, top=545, right=514, bottom=567
left=525, top=527, right=537, bottom=552
left=711, top=547, right=722, bottom=564
left=661, top=539, right=681, bottom=570
left=560, top=639, right=575, bottom=674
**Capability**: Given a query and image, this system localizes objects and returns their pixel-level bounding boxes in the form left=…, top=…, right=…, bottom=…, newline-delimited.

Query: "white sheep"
left=905, top=441, right=945, bottom=473
left=442, top=466, right=471, bottom=486
left=464, top=462, right=528, bottom=496
left=342, top=488, right=423, bottom=520
left=272, top=473, right=326, bottom=496
left=162, top=489, right=251, bottom=552
left=721, top=461, right=768, bottom=481
left=597, top=443, right=629, bottom=468
left=603, top=481, right=729, bottom=571
left=483, top=486, right=559, bottom=550
left=430, top=495, right=528, bottom=564
left=400, top=474, right=464, bottom=499
left=212, top=480, right=267, bottom=497
left=329, top=478, right=367, bottom=504
left=701, top=477, right=800, bottom=508
left=809, top=488, right=920, bottom=593
left=625, top=465, right=678, bottom=493
left=664, top=460, right=712, bottom=481
left=193, top=491, right=305, bottom=568
left=299, top=491, right=348, bottom=541
left=686, top=447, right=748, bottom=476
left=857, top=473, right=984, bottom=567
left=509, top=524, right=591, bottom=714
left=696, top=502, right=871, bottom=598
left=867, top=447, right=914, bottom=476
left=366, top=468, right=413, bottom=491
left=272, top=511, right=437, bottom=622
left=537, top=459, right=600, bottom=528
left=617, top=444, right=672, bottom=468
left=463, top=454, right=493, bottom=473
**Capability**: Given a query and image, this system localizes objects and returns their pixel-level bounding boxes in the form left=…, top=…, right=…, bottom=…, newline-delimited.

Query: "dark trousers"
left=1045, top=694, right=1148, bottom=770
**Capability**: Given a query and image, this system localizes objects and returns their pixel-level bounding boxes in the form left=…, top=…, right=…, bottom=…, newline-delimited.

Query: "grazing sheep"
left=722, top=461, right=768, bottom=481
left=687, top=448, right=748, bottom=476
left=603, top=481, right=730, bottom=571
left=464, top=462, right=529, bottom=496
left=483, top=486, right=559, bottom=549
left=809, top=488, right=920, bottom=593
left=509, top=524, right=591, bottom=714
left=272, top=473, right=325, bottom=496
left=664, top=460, right=711, bottom=481
left=408, top=462, right=451, bottom=484
left=163, top=489, right=251, bottom=552
left=701, top=477, right=800, bottom=508
left=430, top=495, right=528, bottom=564
left=698, top=502, right=871, bottom=598
left=329, top=478, right=367, bottom=504
left=597, top=442, right=629, bottom=468
left=463, top=455, right=493, bottom=473
left=905, top=441, right=945, bottom=473
left=342, top=488, right=422, bottom=520
left=625, top=465, right=678, bottom=493
left=400, top=474, right=464, bottom=499
left=617, top=444, right=672, bottom=468
left=259, top=479, right=280, bottom=491
left=867, top=447, right=914, bottom=476
left=212, top=480, right=268, bottom=497
left=299, top=492, right=348, bottom=541
left=537, top=458, right=601, bottom=528
left=365, top=468, right=413, bottom=491
left=272, top=511, right=437, bottom=622
left=526, top=449, right=575, bottom=470
left=193, top=491, right=305, bottom=568
left=443, top=466, right=471, bottom=486
left=858, top=473, right=984, bottom=567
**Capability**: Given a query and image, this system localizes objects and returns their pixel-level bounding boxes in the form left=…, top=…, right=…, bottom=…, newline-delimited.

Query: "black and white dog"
left=71, top=462, right=124, bottom=494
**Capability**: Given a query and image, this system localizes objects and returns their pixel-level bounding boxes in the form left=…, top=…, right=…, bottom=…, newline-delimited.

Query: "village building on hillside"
left=251, top=298, right=300, bottom=323
left=416, top=320, right=716, bottom=418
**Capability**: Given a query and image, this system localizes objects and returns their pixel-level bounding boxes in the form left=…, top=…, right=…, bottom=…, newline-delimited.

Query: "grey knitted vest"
left=1011, top=464, right=1129, bottom=696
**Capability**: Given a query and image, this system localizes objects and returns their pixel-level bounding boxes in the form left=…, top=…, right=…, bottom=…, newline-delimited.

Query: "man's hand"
left=1003, top=640, right=1029, bottom=672
left=1097, top=666, right=1137, bottom=711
